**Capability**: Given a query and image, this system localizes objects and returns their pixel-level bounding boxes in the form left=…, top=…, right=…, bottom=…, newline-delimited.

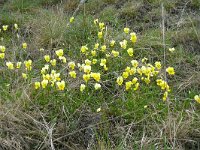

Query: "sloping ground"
left=0, top=0, right=200, bottom=149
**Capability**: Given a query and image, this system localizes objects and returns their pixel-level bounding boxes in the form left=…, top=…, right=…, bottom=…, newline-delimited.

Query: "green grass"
left=0, top=0, right=200, bottom=149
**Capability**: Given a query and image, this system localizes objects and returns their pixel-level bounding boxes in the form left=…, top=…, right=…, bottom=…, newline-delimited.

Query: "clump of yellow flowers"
left=1, top=21, right=191, bottom=103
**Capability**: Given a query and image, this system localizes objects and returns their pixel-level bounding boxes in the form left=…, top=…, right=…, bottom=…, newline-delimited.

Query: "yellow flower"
left=98, top=31, right=103, bottom=39
left=85, top=59, right=92, bottom=66
left=6, top=62, right=14, bottom=70
left=110, top=40, right=115, bottom=47
left=94, top=19, right=98, bottom=25
left=43, top=74, right=51, bottom=80
left=68, top=61, right=76, bottom=70
left=39, top=48, right=44, bottom=51
left=56, top=80, right=65, bottom=90
left=81, top=45, right=88, bottom=53
left=122, top=71, right=129, bottom=79
left=55, top=49, right=64, bottom=57
left=22, top=43, right=27, bottom=49
left=91, top=50, right=96, bottom=56
left=100, top=59, right=106, bottom=66
left=96, top=107, right=101, bottom=112
left=163, top=91, right=168, bottom=101
left=101, top=45, right=106, bottom=52
left=104, top=65, right=108, bottom=71
left=70, top=17, right=74, bottom=23
left=144, top=77, right=150, bottom=84
left=129, top=67, right=136, bottom=75
left=83, top=74, right=91, bottom=82
left=16, top=62, right=22, bottom=69
left=120, top=40, right=127, bottom=49
left=125, top=81, right=132, bottom=90
left=166, top=67, right=175, bottom=75
left=24, top=60, right=32, bottom=71
left=116, top=76, right=123, bottom=86
left=133, top=82, right=139, bottom=91
left=34, top=82, right=41, bottom=89
left=14, top=23, right=18, bottom=30
left=83, top=65, right=91, bottom=74
left=69, top=71, right=76, bottom=78
left=59, top=56, right=66, bottom=63
left=0, top=53, right=5, bottom=59
left=22, top=73, right=27, bottom=79
left=99, top=22, right=105, bottom=30
left=124, top=27, right=130, bottom=34
left=44, top=55, right=50, bottom=62
left=50, top=59, right=56, bottom=66
left=155, top=61, right=161, bottom=70
left=2, top=25, right=8, bottom=31
left=80, top=84, right=86, bottom=92
left=94, top=43, right=99, bottom=49
left=127, top=48, right=133, bottom=56
left=130, top=32, right=137, bottom=43
left=131, top=60, right=138, bottom=68
left=111, top=50, right=119, bottom=57
left=169, top=47, right=175, bottom=52
left=142, top=57, right=148, bottom=63
left=0, top=46, right=6, bottom=52
left=94, top=83, right=101, bottom=90
left=194, top=95, right=200, bottom=103
left=92, top=59, right=97, bottom=64
left=91, top=72, right=101, bottom=82
left=132, top=77, right=138, bottom=84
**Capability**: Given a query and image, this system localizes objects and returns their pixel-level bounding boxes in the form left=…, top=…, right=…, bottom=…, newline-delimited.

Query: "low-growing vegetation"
left=0, top=0, right=199, bottom=149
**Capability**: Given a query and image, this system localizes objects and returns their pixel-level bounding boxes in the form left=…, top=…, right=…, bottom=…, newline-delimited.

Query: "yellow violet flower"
left=155, top=61, right=161, bottom=70
left=194, top=95, right=200, bottom=103
left=0, top=53, right=5, bottom=59
left=124, top=27, right=130, bottom=34
left=0, top=46, right=6, bottom=52
left=2, top=25, right=8, bottom=31
left=41, top=80, right=49, bottom=89
left=22, top=43, right=27, bottom=49
left=55, top=49, right=64, bottom=57
left=50, top=59, right=56, bottom=66
left=111, top=50, right=119, bottom=57
left=98, top=31, right=103, bottom=39
left=132, top=77, right=138, bottom=84
left=16, top=62, right=22, bottom=69
left=34, top=82, right=41, bottom=89
left=94, top=43, right=99, bottom=49
left=22, top=73, right=27, bottom=79
left=83, top=74, right=91, bottom=82
left=104, top=65, right=108, bottom=71
left=94, top=83, right=101, bottom=90
left=122, top=71, right=129, bottom=79
left=80, top=84, right=86, bottom=92
left=163, top=91, right=168, bottom=101
left=56, top=80, right=65, bottom=91
left=94, top=19, right=98, bottom=25
left=125, top=81, right=132, bottom=90
left=127, top=48, right=133, bottom=56
left=81, top=45, right=88, bottom=53
left=91, top=50, right=97, bottom=56
left=101, top=45, right=106, bottom=52
left=24, top=60, right=32, bottom=71
left=69, top=71, right=76, bottom=78
left=70, top=17, right=74, bottom=23
left=110, top=40, right=115, bottom=47
left=120, top=40, right=127, bottom=49
left=85, top=59, right=92, bottom=66
left=99, top=22, right=105, bottom=30
left=116, top=76, right=123, bottom=86
left=96, top=107, right=101, bottom=112
left=6, top=62, right=14, bottom=70
left=100, top=59, right=106, bottom=66
left=142, top=57, right=148, bottom=63
left=134, top=82, right=139, bottom=91
left=43, top=74, right=51, bottom=80
left=91, top=72, right=101, bottom=82
left=92, top=59, right=97, bottom=64
left=44, top=55, right=50, bottom=62
left=59, top=56, right=66, bottom=63
left=166, top=67, right=175, bottom=75
left=84, top=65, right=91, bottom=74
left=68, top=61, right=76, bottom=70
left=130, top=32, right=137, bottom=43
left=14, top=23, right=18, bottom=30
left=169, top=47, right=175, bottom=52
left=131, top=60, right=138, bottom=68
